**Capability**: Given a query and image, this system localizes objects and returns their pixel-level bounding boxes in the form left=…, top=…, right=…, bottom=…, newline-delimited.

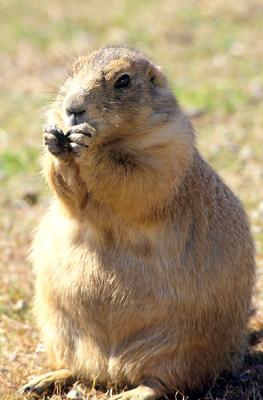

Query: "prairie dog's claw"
left=43, top=124, right=70, bottom=157
left=19, top=369, right=74, bottom=396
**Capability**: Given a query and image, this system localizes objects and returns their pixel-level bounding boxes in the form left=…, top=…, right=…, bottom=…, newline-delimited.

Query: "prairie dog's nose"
left=65, top=90, right=87, bottom=126
left=66, top=106, right=86, bottom=126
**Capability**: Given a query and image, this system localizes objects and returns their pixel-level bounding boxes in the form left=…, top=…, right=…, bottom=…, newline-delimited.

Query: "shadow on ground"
left=186, top=329, right=263, bottom=400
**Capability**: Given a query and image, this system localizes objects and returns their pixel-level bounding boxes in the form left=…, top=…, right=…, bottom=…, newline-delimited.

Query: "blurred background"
left=0, top=0, right=262, bottom=398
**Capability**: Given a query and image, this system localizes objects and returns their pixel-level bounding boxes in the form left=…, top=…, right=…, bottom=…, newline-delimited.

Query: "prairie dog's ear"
left=73, top=56, right=86, bottom=74
left=147, top=63, right=167, bottom=87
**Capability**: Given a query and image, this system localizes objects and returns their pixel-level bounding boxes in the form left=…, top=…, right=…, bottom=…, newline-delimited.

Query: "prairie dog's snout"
left=64, top=88, right=88, bottom=126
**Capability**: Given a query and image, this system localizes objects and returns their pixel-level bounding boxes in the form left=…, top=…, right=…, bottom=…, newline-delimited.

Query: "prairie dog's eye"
left=114, top=74, right=131, bottom=90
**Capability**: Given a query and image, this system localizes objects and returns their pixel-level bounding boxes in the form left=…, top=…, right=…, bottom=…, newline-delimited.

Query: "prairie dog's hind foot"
left=19, top=369, right=75, bottom=396
left=111, top=384, right=162, bottom=400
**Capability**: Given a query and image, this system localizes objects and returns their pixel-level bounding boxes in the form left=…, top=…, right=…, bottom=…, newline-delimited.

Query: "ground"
left=0, top=0, right=263, bottom=399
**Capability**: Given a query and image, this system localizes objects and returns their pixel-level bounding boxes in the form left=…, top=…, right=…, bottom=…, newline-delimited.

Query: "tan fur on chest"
left=34, top=205, right=177, bottom=320
left=33, top=205, right=182, bottom=383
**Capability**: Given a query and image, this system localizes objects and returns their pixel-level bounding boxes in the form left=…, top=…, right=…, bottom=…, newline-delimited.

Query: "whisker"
left=105, top=100, right=139, bottom=106
left=101, top=108, right=122, bottom=122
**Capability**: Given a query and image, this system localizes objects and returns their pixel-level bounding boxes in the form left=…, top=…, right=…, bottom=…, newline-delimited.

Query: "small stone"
left=239, top=146, right=254, bottom=161
left=252, top=202, right=263, bottom=221
left=252, top=225, right=262, bottom=234
left=8, top=352, right=17, bottom=362
left=239, top=370, right=251, bottom=382
left=67, top=389, right=82, bottom=399
left=35, top=343, right=45, bottom=353
left=0, top=367, right=9, bottom=373
left=23, top=192, right=38, bottom=205
left=13, top=299, right=27, bottom=311
left=230, top=41, right=245, bottom=57
left=185, top=107, right=206, bottom=119
left=250, top=209, right=259, bottom=220
left=258, top=202, right=263, bottom=213
left=209, top=143, right=222, bottom=156
left=212, top=54, right=228, bottom=68
left=226, top=142, right=239, bottom=153
left=249, top=81, right=263, bottom=100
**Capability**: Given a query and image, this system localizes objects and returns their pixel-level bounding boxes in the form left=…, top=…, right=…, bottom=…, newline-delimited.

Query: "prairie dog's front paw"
left=66, top=123, right=97, bottom=157
left=43, top=124, right=70, bottom=159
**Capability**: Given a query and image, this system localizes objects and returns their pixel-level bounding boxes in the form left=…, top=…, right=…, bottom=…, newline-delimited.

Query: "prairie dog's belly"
left=33, top=205, right=176, bottom=377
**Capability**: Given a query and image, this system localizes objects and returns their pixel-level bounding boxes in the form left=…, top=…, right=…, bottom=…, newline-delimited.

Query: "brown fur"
left=28, top=47, right=254, bottom=397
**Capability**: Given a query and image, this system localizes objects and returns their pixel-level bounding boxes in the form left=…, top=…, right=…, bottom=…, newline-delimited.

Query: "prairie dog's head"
left=57, top=47, right=180, bottom=137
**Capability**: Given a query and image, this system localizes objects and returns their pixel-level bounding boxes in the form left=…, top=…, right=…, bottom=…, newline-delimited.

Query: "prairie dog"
left=22, top=47, right=255, bottom=398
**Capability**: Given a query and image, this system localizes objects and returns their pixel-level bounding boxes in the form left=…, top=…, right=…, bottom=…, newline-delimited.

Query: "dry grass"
left=0, top=0, right=263, bottom=399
